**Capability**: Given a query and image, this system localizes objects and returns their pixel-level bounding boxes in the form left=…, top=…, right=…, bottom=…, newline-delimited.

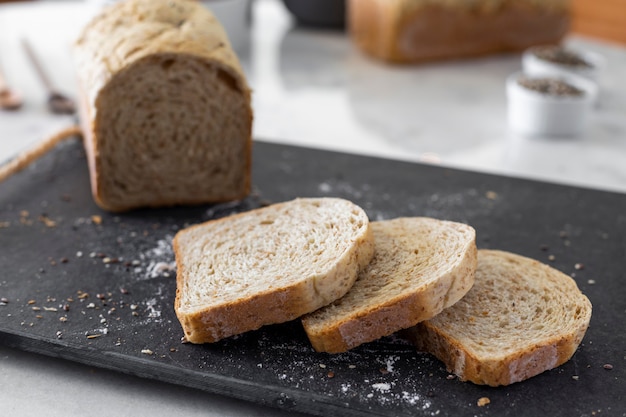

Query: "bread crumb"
left=477, top=397, right=490, bottom=407
left=91, top=215, right=103, bottom=225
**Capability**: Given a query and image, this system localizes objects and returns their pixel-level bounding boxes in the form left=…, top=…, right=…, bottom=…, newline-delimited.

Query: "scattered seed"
left=91, top=215, right=103, bottom=225
left=0, top=297, right=8, bottom=304
left=485, top=191, right=498, bottom=200
left=59, top=316, right=68, bottom=322
left=28, top=299, right=36, bottom=305
left=348, top=364, right=356, bottom=369
left=56, top=331, right=63, bottom=339
left=446, top=374, right=456, bottom=380
left=181, top=336, right=189, bottom=344
left=32, top=306, right=41, bottom=311
left=548, top=255, right=556, bottom=261
left=539, top=244, right=549, bottom=251
left=141, top=349, right=154, bottom=355
left=477, top=397, right=490, bottom=407
left=120, top=287, right=129, bottom=295
left=572, top=375, right=579, bottom=380
left=43, top=307, right=58, bottom=312
left=587, top=279, right=596, bottom=285
left=35, top=315, right=43, bottom=319
left=76, top=251, right=83, bottom=258
left=39, top=215, right=57, bottom=228
left=130, top=304, right=138, bottom=310
left=86, top=302, right=96, bottom=309
left=379, top=367, right=389, bottom=375
left=96, top=293, right=106, bottom=300
left=603, top=364, right=613, bottom=370
left=319, top=364, right=327, bottom=369
left=170, top=347, right=177, bottom=353
left=60, top=258, right=69, bottom=264
left=327, top=371, right=335, bottom=378
left=575, top=263, right=585, bottom=270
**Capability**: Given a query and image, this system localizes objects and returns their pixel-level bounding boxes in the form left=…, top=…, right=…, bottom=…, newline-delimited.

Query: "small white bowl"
left=522, top=45, right=605, bottom=81
left=506, top=71, right=598, bottom=137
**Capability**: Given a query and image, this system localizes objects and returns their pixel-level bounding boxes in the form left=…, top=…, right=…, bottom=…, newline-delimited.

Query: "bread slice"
left=173, top=197, right=375, bottom=343
left=405, top=249, right=592, bottom=386
left=74, top=0, right=252, bottom=211
left=301, top=217, right=477, bottom=353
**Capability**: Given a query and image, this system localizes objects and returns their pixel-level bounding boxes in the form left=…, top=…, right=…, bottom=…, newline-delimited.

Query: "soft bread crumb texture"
left=407, top=249, right=592, bottom=386
left=74, top=0, right=252, bottom=211
left=302, top=217, right=477, bottom=353
left=173, top=197, right=375, bottom=343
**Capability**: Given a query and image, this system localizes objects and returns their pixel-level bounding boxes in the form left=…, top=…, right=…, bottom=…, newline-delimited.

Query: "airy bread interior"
left=406, top=249, right=592, bottom=386
left=302, top=217, right=477, bottom=353
left=174, top=198, right=374, bottom=343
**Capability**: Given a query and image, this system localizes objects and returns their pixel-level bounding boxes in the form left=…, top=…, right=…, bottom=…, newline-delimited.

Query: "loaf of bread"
left=348, top=0, right=571, bottom=63
left=302, top=217, right=477, bottom=353
left=173, top=197, right=375, bottom=344
left=74, top=0, right=253, bottom=211
left=405, top=249, right=592, bottom=386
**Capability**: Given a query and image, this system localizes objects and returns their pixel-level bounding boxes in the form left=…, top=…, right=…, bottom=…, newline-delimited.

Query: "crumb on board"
left=477, top=397, right=490, bottom=407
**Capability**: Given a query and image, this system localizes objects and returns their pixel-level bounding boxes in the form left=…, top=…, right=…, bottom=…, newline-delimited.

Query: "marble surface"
left=1, top=1, right=625, bottom=416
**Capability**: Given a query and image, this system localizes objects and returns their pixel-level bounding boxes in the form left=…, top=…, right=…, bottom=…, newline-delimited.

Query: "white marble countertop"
left=1, top=1, right=625, bottom=416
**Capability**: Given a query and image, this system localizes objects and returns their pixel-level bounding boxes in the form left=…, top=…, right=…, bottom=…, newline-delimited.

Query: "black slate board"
left=0, top=139, right=624, bottom=417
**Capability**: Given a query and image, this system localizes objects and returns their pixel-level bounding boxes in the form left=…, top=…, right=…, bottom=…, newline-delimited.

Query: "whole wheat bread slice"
left=405, top=249, right=592, bottom=386
left=173, top=197, right=375, bottom=343
left=301, top=217, right=477, bottom=353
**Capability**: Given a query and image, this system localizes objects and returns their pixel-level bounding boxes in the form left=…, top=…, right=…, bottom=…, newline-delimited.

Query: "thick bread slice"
left=74, top=0, right=252, bottom=211
left=405, top=249, right=592, bottom=386
left=173, top=197, right=375, bottom=344
left=301, top=217, right=477, bottom=353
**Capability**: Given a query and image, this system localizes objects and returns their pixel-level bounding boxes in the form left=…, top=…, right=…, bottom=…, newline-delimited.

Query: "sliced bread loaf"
left=173, top=197, right=375, bottom=343
left=301, top=217, right=477, bottom=353
left=405, top=249, right=592, bottom=386
left=74, top=0, right=252, bottom=211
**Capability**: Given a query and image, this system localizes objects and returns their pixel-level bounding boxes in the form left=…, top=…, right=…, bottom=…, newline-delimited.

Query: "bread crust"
left=74, top=0, right=253, bottom=211
left=348, top=0, right=570, bottom=63
left=173, top=198, right=375, bottom=344
left=406, top=249, right=592, bottom=386
left=302, top=218, right=477, bottom=353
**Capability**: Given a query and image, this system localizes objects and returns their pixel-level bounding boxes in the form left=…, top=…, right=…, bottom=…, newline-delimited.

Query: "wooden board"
left=0, top=139, right=624, bottom=416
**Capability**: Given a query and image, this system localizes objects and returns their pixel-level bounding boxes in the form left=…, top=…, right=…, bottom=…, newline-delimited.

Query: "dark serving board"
left=0, top=139, right=624, bottom=417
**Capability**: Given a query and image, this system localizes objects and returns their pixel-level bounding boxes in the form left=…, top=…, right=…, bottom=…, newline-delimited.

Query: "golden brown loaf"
left=302, top=217, right=477, bottom=353
left=173, top=198, right=375, bottom=344
left=74, top=0, right=253, bottom=211
left=348, top=0, right=571, bottom=63
left=405, top=249, right=592, bottom=386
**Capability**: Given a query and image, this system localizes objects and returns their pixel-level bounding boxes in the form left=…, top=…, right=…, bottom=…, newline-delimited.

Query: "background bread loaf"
left=74, top=0, right=253, bottom=211
left=349, top=0, right=571, bottom=63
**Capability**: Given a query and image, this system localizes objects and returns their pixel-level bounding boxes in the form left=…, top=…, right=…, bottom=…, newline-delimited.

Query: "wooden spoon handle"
left=21, top=38, right=55, bottom=92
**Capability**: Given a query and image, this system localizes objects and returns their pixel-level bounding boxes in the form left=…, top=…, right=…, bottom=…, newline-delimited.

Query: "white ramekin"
left=522, top=46, right=605, bottom=81
left=506, top=71, right=598, bottom=137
